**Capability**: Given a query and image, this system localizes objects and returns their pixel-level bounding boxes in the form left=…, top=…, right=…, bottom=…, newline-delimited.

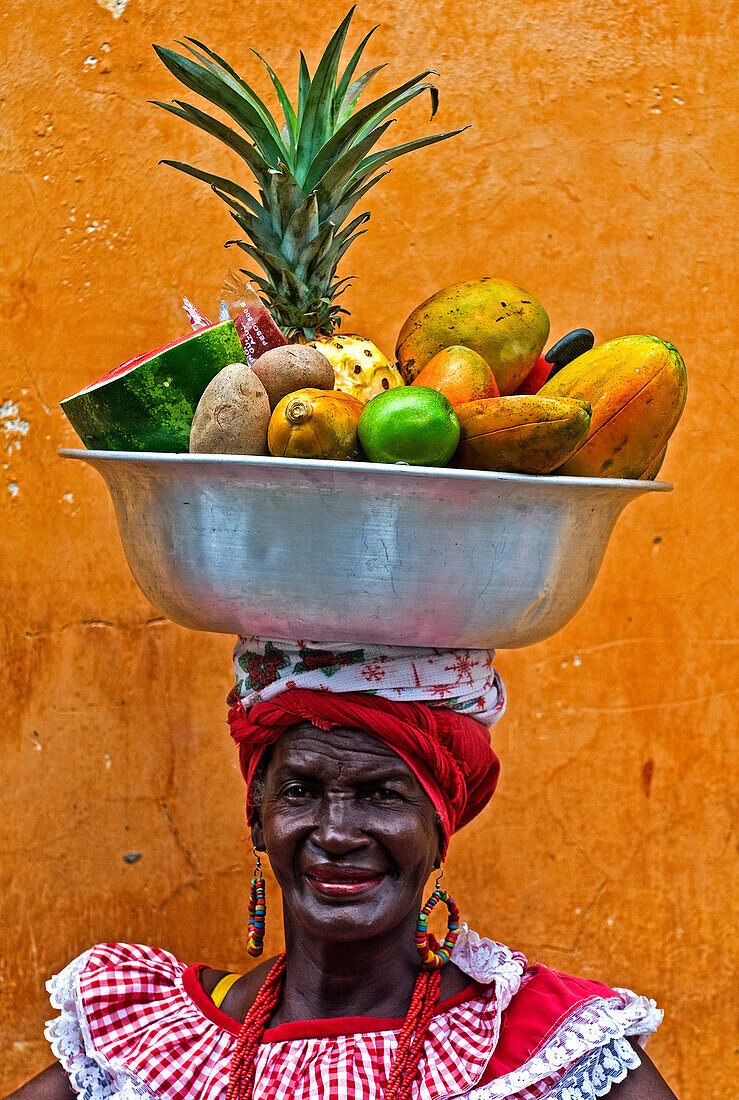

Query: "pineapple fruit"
left=308, top=335, right=404, bottom=403
left=153, top=8, right=463, bottom=341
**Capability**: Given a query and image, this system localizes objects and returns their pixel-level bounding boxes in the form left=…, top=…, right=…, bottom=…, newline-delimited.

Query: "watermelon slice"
left=61, top=321, right=246, bottom=452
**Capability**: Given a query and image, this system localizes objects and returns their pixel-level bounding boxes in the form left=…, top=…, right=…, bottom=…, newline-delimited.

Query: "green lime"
left=358, top=386, right=460, bottom=466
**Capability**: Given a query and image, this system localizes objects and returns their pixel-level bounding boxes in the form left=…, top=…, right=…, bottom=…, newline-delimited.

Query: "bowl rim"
left=58, top=448, right=673, bottom=494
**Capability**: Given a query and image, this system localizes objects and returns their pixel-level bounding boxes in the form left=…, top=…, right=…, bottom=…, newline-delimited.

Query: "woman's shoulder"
left=451, top=928, right=664, bottom=1097
left=452, top=926, right=662, bottom=1028
left=488, top=961, right=662, bottom=1074
left=47, top=940, right=271, bottom=1030
left=47, top=941, right=188, bottom=1024
left=51, top=940, right=269, bottom=998
left=67, top=939, right=186, bottom=980
left=45, top=941, right=240, bottom=1098
left=47, top=940, right=188, bottom=1024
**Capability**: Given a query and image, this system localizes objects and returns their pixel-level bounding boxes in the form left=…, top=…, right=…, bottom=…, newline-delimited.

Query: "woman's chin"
left=285, top=877, right=403, bottom=941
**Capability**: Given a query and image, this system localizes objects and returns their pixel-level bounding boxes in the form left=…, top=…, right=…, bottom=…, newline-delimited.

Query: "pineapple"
left=308, top=335, right=404, bottom=404
left=153, top=8, right=463, bottom=341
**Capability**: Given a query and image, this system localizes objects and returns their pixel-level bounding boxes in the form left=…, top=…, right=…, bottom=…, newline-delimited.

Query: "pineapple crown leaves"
left=152, top=7, right=467, bottom=338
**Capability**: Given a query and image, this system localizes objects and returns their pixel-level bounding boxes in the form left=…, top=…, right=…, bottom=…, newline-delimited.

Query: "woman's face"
left=252, top=723, right=443, bottom=943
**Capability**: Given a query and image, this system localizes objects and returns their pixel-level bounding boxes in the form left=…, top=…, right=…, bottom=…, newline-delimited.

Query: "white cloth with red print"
left=231, top=638, right=507, bottom=727
left=45, top=929, right=662, bottom=1100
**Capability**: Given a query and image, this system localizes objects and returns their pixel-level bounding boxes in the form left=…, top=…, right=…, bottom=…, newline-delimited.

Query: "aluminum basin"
left=59, top=450, right=671, bottom=649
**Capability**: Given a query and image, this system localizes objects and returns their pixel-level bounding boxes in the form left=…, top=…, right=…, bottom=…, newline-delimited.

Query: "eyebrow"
left=272, top=763, right=417, bottom=787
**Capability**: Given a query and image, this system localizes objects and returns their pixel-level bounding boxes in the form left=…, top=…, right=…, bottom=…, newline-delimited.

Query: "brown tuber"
left=189, top=362, right=271, bottom=454
left=251, top=344, right=334, bottom=410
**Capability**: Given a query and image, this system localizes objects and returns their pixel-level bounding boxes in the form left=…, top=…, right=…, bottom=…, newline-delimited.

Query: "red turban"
left=228, top=688, right=500, bottom=855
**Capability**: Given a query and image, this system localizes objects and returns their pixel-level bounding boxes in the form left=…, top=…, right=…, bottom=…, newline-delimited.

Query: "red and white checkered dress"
left=45, top=929, right=662, bottom=1100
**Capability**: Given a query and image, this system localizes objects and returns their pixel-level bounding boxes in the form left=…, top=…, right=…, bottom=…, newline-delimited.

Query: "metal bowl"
left=59, top=449, right=671, bottom=649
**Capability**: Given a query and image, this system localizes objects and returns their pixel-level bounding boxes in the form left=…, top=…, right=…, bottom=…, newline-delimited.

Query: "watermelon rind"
left=61, top=321, right=246, bottom=452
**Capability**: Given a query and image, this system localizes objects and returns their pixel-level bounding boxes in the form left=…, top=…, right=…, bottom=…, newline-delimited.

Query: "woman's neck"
left=270, top=909, right=452, bottom=1025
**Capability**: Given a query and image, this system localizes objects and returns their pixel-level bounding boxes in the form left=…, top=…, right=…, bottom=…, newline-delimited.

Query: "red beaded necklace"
left=226, top=954, right=442, bottom=1100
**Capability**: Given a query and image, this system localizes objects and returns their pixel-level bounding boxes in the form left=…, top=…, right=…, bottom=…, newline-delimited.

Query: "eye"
left=280, top=783, right=313, bottom=800
left=366, top=786, right=406, bottom=803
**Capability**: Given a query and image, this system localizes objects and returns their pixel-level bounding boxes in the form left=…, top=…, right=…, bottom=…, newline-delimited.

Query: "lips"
left=304, top=863, right=386, bottom=899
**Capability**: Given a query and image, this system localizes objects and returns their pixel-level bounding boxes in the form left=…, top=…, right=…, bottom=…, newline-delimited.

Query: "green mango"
left=396, top=278, right=549, bottom=395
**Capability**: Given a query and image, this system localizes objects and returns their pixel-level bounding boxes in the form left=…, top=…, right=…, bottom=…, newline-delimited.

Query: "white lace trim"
left=467, top=990, right=661, bottom=1099
left=468, top=1035, right=641, bottom=1098
left=451, top=926, right=526, bottom=1012
left=545, top=1036, right=641, bottom=1098
left=45, top=951, right=155, bottom=1099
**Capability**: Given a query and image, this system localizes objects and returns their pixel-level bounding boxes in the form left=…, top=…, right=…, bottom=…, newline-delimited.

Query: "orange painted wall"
left=1, top=0, right=736, bottom=1094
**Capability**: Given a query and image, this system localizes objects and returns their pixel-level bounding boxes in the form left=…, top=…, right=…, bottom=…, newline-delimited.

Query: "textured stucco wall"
left=1, top=0, right=736, bottom=1094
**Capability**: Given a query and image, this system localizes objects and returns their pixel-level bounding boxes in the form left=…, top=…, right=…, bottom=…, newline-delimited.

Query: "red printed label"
left=234, top=304, right=287, bottom=364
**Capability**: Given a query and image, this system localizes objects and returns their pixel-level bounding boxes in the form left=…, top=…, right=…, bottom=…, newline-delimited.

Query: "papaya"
left=538, top=335, right=687, bottom=479
left=267, top=388, right=364, bottom=461
left=455, top=396, right=592, bottom=474
left=396, top=278, right=550, bottom=395
left=640, top=444, right=668, bottom=481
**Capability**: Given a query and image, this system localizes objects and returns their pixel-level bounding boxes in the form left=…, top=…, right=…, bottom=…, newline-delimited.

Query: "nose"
left=311, top=793, right=368, bottom=855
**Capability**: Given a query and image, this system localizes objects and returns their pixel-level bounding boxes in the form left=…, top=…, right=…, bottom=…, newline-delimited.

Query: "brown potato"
left=251, top=344, right=334, bottom=410
left=189, top=363, right=271, bottom=454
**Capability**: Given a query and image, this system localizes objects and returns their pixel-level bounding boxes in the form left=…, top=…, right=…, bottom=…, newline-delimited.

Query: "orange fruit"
left=268, top=388, right=364, bottom=461
left=411, top=345, right=500, bottom=407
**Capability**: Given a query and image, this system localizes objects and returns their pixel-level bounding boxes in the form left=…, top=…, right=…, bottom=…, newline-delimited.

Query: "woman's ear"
left=250, top=816, right=265, bottom=853
left=433, top=831, right=444, bottom=870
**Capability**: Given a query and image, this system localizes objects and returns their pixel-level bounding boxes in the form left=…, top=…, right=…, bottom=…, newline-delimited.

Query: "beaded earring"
left=246, top=851, right=266, bottom=958
left=415, top=872, right=460, bottom=970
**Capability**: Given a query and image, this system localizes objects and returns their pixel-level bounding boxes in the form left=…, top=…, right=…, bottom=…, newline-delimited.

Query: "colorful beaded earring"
left=246, top=851, right=266, bottom=958
left=415, top=872, right=460, bottom=970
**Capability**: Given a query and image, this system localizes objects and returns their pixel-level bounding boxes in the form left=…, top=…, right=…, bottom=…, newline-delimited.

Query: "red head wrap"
left=228, top=688, right=500, bottom=855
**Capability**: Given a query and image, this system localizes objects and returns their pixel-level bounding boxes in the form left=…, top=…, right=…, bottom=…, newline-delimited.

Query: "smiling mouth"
left=304, top=867, right=386, bottom=899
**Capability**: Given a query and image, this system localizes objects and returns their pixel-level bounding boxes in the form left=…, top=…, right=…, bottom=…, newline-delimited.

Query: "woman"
left=7, top=641, right=677, bottom=1099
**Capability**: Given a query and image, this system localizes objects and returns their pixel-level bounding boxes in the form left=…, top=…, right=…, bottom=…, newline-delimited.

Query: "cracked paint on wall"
left=1, top=1, right=737, bottom=1096
left=1, top=401, right=29, bottom=444
left=96, top=0, right=131, bottom=17
left=1, top=400, right=29, bottom=493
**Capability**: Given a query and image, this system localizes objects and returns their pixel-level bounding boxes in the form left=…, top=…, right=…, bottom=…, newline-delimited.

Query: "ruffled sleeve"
left=450, top=927, right=663, bottom=1099
left=45, top=947, right=155, bottom=1099
left=45, top=942, right=229, bottom=1099
left=467, top=965, right=662, bottom=1099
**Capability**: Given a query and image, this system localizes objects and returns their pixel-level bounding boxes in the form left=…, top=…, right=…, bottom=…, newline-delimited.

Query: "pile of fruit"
left=62, top=278, right=686, bottom=481
left=61, top=12, right=687, bottom=481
